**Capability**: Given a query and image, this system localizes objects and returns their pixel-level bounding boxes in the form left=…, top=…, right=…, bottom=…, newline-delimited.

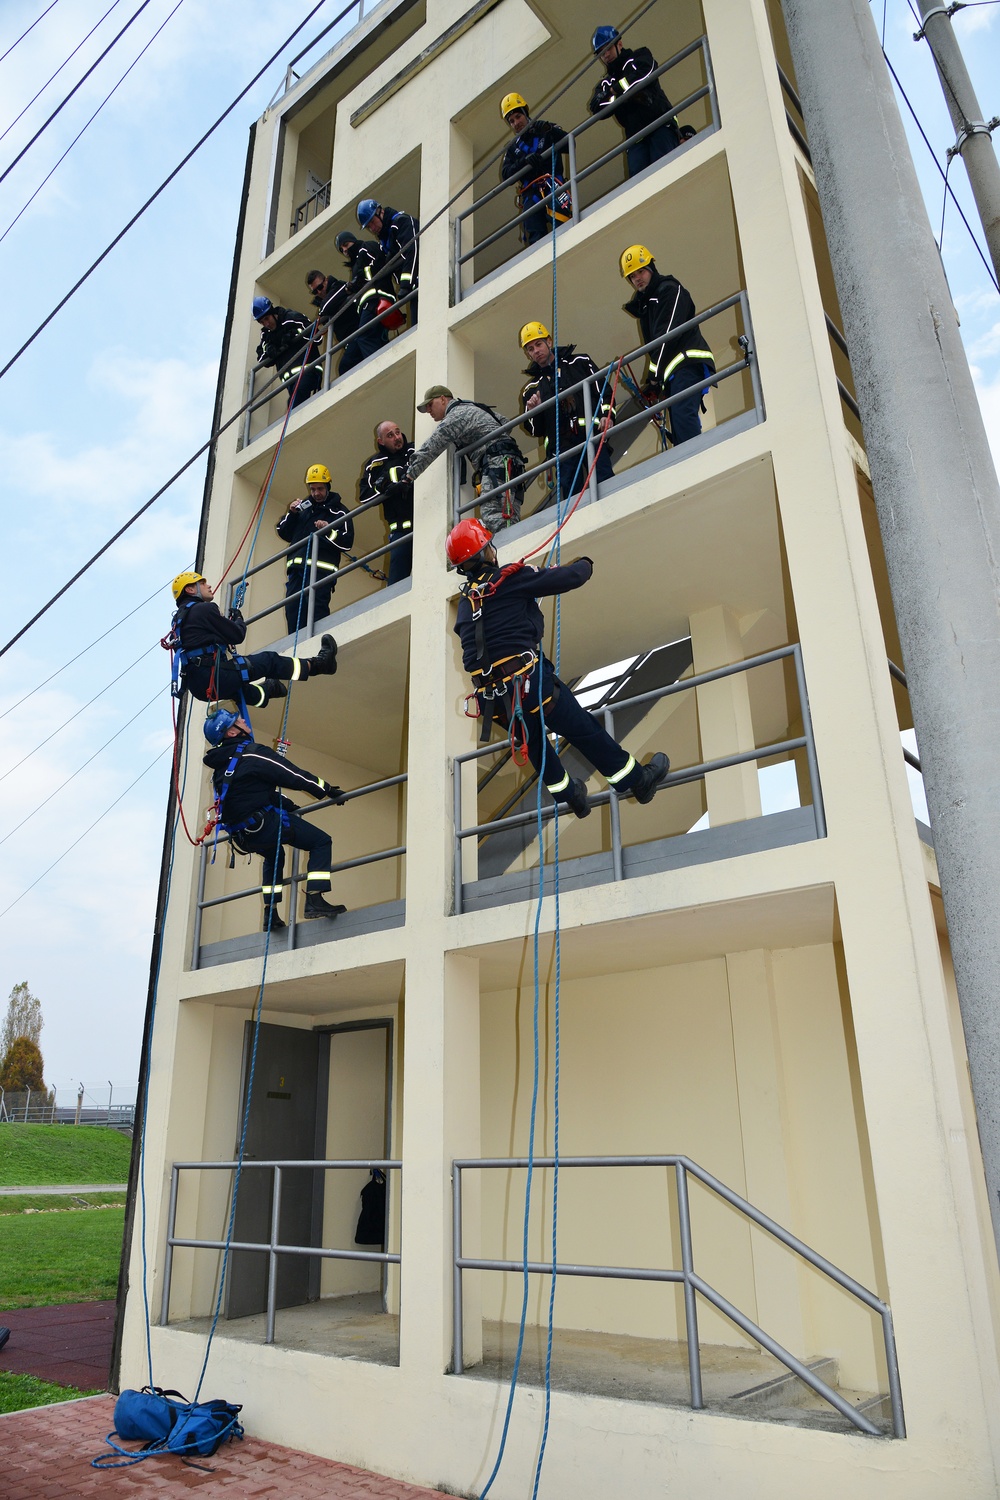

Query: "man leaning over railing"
left=620, top=243, right=715, bottom=445
left=407, top=385, right=527, bottom=535
left=589, top=24, right=682, bottom=178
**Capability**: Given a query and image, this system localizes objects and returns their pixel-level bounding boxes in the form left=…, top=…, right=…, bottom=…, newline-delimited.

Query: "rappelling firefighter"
left=252, top=297, right=322, bottom=408
left=355, top=199, right=419, bottom=326
left=359, top=421, right=415, bottom=585
left=203, top=707, right=346, bottom=931
left=498, top=92, right=571, bottom=247
left=619, top=244, right=715, bottom=446
left=588, top=25, right=682, bottom=179
left=518, top=321, right=616, bottom=502
left=169, top=572, right=338, bottom=708
left=275, top=465, right=355, bottom=635
left=449, top=518, right=670, bottom=817
left=407, top=385, right=527, bottom=535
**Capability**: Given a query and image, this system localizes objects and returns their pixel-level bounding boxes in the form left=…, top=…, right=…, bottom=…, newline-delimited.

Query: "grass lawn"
left=0, top=1371, right=98, bottom=1414
left=0, top=1124, right=131, bottom=1186
left=0, top=1206, right=125, bottom=1309
left=0, top=1192, right=126, bottom=1216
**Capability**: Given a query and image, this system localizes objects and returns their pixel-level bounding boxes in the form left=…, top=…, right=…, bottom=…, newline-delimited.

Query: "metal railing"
left=825, top=313, right=861, bottom=422
left=451, top=291, right=761, bottom=527
left=888, top=659, right=923, bottom=775
left=161, top=1157, right=400, bottom=1345
left=452, top=1154, right=904, bottom=1438
left=292, top=180, right=332, bottom=235
left=275, top=0, right=374, bottom=102
left=453, top=37, right=719, bottom=299
left=191, top=774, right=407, bottom=968
left=453, top=643, right=824, bottom=914
left=777, top=64, right=811, bottom=164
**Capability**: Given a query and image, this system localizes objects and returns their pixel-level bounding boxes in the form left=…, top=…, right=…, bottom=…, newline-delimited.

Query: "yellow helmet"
left=305, top=463, right=331, bottom=485
left=620, top=243, right=655, bottom=279
left=501, top=92, right=528, bottom=120
left=519, top=320, right=551, bottom=349
left=171, top=570, right=205, bottom=602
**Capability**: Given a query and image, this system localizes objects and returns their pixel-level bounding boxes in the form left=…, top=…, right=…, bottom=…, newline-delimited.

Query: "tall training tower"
left=118, top=1, right=1000, bottom=1494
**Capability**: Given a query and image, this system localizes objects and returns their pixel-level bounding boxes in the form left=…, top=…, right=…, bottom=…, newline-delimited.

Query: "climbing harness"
left=516, top=172, right=573, bottom=243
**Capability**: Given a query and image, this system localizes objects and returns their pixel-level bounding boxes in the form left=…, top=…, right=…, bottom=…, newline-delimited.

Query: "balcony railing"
left=453, top=643, right=824, bottom=915
left=453, top=37, right=719, bottom=299
left=292, top=180, right=331, bottom=236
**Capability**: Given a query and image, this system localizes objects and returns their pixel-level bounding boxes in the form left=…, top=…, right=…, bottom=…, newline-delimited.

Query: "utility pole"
left=781, top=0, right=1000, bottom=1261
left=914, top=0, right=1000, bottom=286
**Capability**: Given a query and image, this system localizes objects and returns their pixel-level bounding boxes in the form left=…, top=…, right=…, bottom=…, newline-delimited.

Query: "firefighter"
left=356, top=200, right=418, bottom=325
left=448, top=519, right=670, bottom=817
left=588, top=25, right=680, bottom=178
left=359, top=421, right=415, bottom=585
left=252, top=297, right=322, bottom=407
left=275, top=465, right=355, bottom=635
left=499, top=93, right=571, bottom=247
left=334, top=229, right=390, bottom=368
left=170, top=573, right=338, bottom=708
left=518, top=321, right=615, bottom=503
left=407, top=385, right=527, bottom=534
left=203, top=708, right=346, bottom=931
left=620, top=244, right=715, bottom=445
left=305, top=268, right=360, bottom=374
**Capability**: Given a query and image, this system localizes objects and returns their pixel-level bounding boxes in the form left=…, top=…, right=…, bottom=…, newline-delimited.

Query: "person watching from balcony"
left=251, top=297, right=322, bottom=408
left=333, top=230, right=390, bottom=369
left=305, top=268, right=361, bottom=375
left=588, top=25, right=681, bottom=179
left=356, top=199, right=419, bottom=326
left=619, top=244, right=715, bottom=445
left=275, top=465, right=355, bottom=636
left=203, top=707, right=347, bottom=933
left=169, top=574, right=339, bottom=709
left=407, top=385, right=527, bottom=535
left=359, top=422, right=415, bottom=585
left=499, top=93, right=571, bottom=247
left=518, top=320, right=616, bottom=503
left=448, top=518, right=671, bottom=819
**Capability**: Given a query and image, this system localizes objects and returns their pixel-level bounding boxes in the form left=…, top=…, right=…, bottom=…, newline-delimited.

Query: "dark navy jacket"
left=359, top=440, right=415, bottom=530
left=255, top=307, right=317, bottom=372
left=275, top=492, right=355, bottom=571
left=203, top=737, right=333, bottom=827
left=588, top=45, right=674, bottom=138
left=176, top=598, right=246, bottom=655
left=623, top=266, right=714, bottom=388
left=454, top=559, right=593, bottom=671
left=500, top=118, right=568, bottom=187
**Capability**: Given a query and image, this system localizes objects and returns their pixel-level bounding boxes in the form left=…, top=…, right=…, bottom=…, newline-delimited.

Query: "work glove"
left=593, top=78, right=615, bottom=110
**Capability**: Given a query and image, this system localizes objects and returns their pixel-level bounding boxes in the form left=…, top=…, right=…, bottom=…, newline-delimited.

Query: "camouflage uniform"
left=407, top=397, right=526, bottom=533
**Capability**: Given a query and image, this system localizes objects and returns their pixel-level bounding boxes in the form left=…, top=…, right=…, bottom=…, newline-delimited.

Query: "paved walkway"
left=0, top=1183, right=125, bottom=1196
left=0, top=1300, right=115, bottom=1390
left=3, top=1396, right=454, bottom=1497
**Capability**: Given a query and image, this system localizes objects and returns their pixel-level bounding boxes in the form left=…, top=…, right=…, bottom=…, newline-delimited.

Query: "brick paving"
left=3, top=1395, right=457, bottom=1498
left=0, top=1300, right=114, bottom=1390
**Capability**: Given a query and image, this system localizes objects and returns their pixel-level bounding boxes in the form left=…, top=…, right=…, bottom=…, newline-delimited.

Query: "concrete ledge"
left=197, top=900, right=406, bottom=969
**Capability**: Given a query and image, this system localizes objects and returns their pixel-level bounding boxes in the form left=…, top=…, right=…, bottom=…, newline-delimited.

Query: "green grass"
left=0, top=1206, right=125, bottom=1309
left=0, top=1192, right=126, bottom=1216
left=0, top=1371, right=99, bottom=1413
left=0, top=1124, right=131, bottom=1187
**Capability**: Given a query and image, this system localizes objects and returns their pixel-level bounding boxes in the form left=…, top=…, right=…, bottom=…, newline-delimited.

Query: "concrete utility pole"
left=781, top=0, right=1000, bottom=1260
left=914, top=0, right=1000, bottom=287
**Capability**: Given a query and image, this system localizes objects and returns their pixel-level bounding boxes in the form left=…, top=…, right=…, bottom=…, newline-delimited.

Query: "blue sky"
left=0, top=0, right=996, bottom=1100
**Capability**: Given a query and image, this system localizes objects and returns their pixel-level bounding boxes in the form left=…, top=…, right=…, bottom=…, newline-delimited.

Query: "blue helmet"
left=592, top=25, right=620, bottom=53
left=356, top=198, right=380, bottom=228
left=203, top=706, right=242, bottom=747
left=252, top=295, right=274, bottom=321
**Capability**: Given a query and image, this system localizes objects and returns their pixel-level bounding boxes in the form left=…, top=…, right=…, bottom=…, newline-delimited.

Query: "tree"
left=1, top=981, right=42, bottom=1058
left=0, top=1036, right=45, bottom=1093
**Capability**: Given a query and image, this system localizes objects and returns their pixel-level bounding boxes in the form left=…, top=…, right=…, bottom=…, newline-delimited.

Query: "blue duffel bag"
left=92, top=1385, right=244, bottom=1469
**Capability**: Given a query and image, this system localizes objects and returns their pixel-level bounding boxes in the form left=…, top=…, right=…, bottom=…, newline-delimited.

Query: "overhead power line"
left=0, top=0, right=119, bottom=144
left=0, top=0, right=61, bottom=66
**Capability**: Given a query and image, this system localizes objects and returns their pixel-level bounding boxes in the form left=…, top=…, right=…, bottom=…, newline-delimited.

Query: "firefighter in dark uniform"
left=170, top=572, right=338, bottom=708
left=305, top=268, right=361, bottom=376
left=518, top=320, right=615, bottom=502
left=359, top=421, right=415, bottom=585
left=203, top=707, right=347, bottom=931
left=356, top=200, right=418, bottom=325
left=334, top=229, right=390, bottom=368
left=252, top=297, right=321, bottom=407
left=588, top=25, right=680, bottom=178
left=448, top=518, right=670, bottom=818
left=620, top=244, right=715, bottom=445
left=499, top=93, right=571, bottom=247
left=275, top=465, right=355, bottom=635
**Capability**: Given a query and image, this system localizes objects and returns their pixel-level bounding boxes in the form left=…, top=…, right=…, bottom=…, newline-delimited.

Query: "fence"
left=0, top=1082, right=137, bottom=1127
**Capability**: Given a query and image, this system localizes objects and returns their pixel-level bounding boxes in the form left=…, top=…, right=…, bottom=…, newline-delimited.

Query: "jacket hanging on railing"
left=355, top=1168, right=387, bottom=1247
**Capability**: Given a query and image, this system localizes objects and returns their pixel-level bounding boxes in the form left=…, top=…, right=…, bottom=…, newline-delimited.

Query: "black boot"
left=560, top=777, right=591, bottom=819
left=303, top=893, right=347, bottom=919
left=262, top=909, right=286, bottom=932
left=248, top=678, right=287, bottom=709
left=630, top=752, right=671, bottom=805
left=307, top=634, right=338, bottom=676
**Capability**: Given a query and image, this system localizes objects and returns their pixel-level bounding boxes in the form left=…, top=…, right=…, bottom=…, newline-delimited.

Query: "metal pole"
left=453, top=758, right=464, bottom=916
left=453, top=1165, right=464, bottom=1374
left=674, top=1162, right=704, bottom=1409
left=604, top=710, right=624, bottom=882
left=266, top=1166, right=281, bottom=1345
left=792, top=644, right=826, bottom=839
left=306, top=533, right=317, bottom=639
left=783, top=0, right=1000, bottom=1262
left=107, top=1080, right=113, bottom=1126
left=567, top=133, right=580, bottom=226
left=581, top=381, right=598, bottom=507
left=191, top=843, right=207, bottom=970
left=24, top=1088, right=29, bottom=1123
left=287, top=848, right=300, bottom=948
left=453, top=213, right=463, bottom=305
left=914, top=0, right=1000, bottom=286
left=160, top=1166, right=180, bottom=1327
left=243, top=367, right=255, bottom=449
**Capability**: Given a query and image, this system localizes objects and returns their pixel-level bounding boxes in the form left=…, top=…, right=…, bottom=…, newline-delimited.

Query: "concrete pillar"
left=690, top=605, right=762, bottom=826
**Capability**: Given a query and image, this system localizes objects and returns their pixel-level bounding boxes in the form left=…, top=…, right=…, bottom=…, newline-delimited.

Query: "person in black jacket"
left=448, top=518, right=670, bottom=819
left=518, top=320, right=615, bottom=502
left=619, top=243, right=715, bottom=445
left=170, top=572, right=338, bottom=708
left=356, top=201, right=418, bottom=325
left=305, top=268, right=360, bottom=375
left=276, top=464, right=355, bottom=634
left=359, top=422, right=415, bottom=585
left=203, top=708, right=346, bottom=931
left=252, top=298, right=322, bottom=407
left=588, top=26, right=680, bottom=179
left=334, top=230, right=389, bottom=369
left=499, top=93, right=570, bottom=246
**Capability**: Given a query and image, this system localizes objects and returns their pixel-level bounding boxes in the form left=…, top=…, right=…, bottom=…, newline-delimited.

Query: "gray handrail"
left=161, top=1156, right=400, bottom=1344
left=452, top=1153, right=904, bottom=1438
left=452, top=643, right=825, bottom=914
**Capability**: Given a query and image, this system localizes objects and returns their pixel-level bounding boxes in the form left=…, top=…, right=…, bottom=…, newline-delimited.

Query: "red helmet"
left=446, top=518, right=492, bottom=566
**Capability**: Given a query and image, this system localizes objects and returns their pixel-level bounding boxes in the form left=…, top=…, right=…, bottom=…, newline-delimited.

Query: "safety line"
left=0, top=0, right=61, bottom=66
left=0, top=0, right=120, bottom=144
